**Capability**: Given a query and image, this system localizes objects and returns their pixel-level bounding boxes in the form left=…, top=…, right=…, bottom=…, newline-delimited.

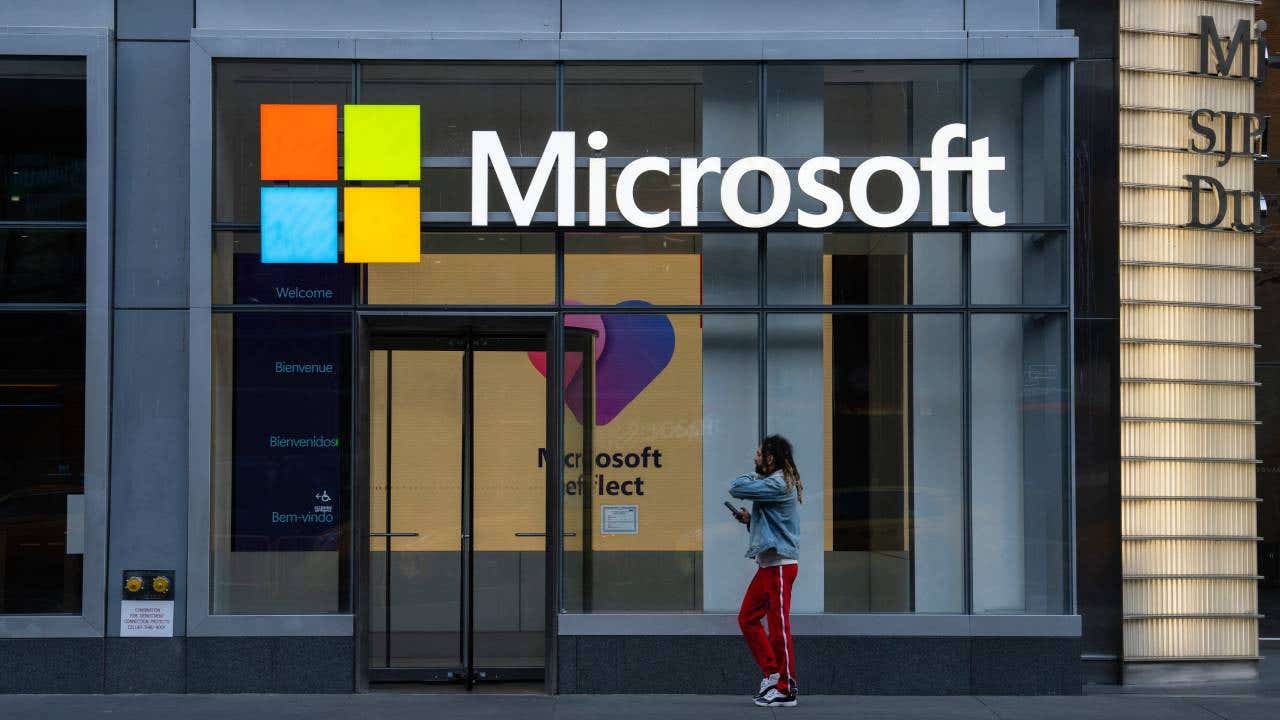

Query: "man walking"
left=728, top=435, right=803, bottom=708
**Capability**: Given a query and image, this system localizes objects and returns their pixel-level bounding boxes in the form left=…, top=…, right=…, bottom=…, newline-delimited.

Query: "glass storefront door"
left=365, top=323, right=569, bottom=687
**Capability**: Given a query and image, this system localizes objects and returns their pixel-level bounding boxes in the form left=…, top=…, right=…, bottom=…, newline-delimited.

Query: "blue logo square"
left=261, top=187, right=338, bottom=263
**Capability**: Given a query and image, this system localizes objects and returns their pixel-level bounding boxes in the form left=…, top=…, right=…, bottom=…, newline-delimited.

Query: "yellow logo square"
left=343, top=187, right=421, bottom=263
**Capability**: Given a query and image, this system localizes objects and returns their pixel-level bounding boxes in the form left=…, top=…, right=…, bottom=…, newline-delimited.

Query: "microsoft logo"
left=259, top=103, right=421, bottom=264
left=259, top=102, right=1006, bottom=261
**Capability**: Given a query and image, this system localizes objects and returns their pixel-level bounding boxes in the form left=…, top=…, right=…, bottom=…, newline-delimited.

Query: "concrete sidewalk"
left=4, top=691, right=1279, bottom=720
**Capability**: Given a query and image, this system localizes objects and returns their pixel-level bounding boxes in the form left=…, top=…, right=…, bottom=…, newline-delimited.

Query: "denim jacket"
left=729, top=470, right=800, bottom=561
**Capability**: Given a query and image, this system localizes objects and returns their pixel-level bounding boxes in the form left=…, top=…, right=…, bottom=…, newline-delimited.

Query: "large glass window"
left=767, top=313, right=965, bottom=613
left=767, top=233, right=962, bottom=305
left=562, top=312, right=759, bottom=612
left=362, top=63, right=555, bottom=215
left=970, top=313, right=1070, bottom=614
left=210, top=60, right=1071, bottom=618
left=566, top=233, right=757, bottom=306
left=213, top=61, right=352, bottom=225
left=1254, top=151, right=1280, bottom=636
left=364, top=232, right=554, bottom=305
left=565, top=64, right=759, bottom=217
left=0, top=228, right=86, bottom=303
left=0, top=313, right=86, bottom=614
left=969, top=63, right=1070, bottom=225
left=971, top=231, right=1068, bottom=306
left=0, top=58, right=87, bottom=616
left=767, top=64, right=963, bottom=223
left=0, top=58, right=86, bottom=223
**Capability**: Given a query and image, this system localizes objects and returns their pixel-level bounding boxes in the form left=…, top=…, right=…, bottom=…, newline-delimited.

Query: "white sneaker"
left=755, top=672, right=780, bottom=699
left=754, top=687, right=797, bottom=707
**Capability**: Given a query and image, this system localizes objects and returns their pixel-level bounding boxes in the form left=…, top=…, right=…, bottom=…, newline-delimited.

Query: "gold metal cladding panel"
left=1122, top=304, right=1254, bottom=343
left=1122, top=497, right=1257, bottom=535
left=1121, top=69, right=1254, bottom=113
left=1124, top=577, right=1259, bottom=614
left=1123, top=617, right=1259, bottom=659
left=1122, top=420, right=1255, bottom=460
left=1110, top=0, right=1258, bottom=666
left=1121, top=0, right=1255, bottom=36
left=1123, top=458, right=1256, bottom=496
left=1120, top=343, right=1254, bottom=382
left=1121, top=186, right=1257, bottom=226
left=1121, top=29, right=1253, bottom=75
left=1122, top=109, right=1194, bottom=148
left=1123, top=536, right=1257, bottom=575
left=1122, top=265, right=1255, bottom=305
left=1121, top=381, right=1256, bottom=420
left=1121, top=109, right=1218, bottom=151
left=1121, top=226, right=1254, bottom=267
left=1121, top=148, right=1254, bottom=189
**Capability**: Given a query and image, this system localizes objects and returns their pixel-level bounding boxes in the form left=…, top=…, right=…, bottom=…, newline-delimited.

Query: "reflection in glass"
left=818, top=64, right=962, bottom=158
left=1255, top=366, right=1280, bottom=635
left=423, top=167, right=549, bottom=214
left=767, top=64, right=963, bottom=219
left=566, top=65, right=759, bottom=216
left=213, top=232, right=355, bottom=305
left=362, top=63, right=554, bottom=157
left=565, top=233, right=757, bottom=306
left=970, top=313, right=1069, bottom=614
left=768, top=233, right=961, bottom=305
left=364, top=233, right=554, bottom=305
left=361, top=64, right=556, bottom=217
left=0, top=58, right=86, bottom=222
left=368, top=343, right=548, bottom=670
left=369, top=348, right=465, bottom=669
left=767, top=313, right=964, bottom=613
left=0, top=229, right=86, bottom=303
left=969, top=63, right=1069, bottom=225
left=971, top=232, right=1067, bottom=306
left=211, top=312, right=351, bottom=613
left=0, top=312, right=85, bottom=614
left=562, top=313, right=759, bottom=612
left=213, top=62, right=352, bottom=223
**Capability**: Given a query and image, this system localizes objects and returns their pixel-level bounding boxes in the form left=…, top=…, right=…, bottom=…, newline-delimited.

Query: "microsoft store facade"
left=0, top=0, right=1268, bottom=695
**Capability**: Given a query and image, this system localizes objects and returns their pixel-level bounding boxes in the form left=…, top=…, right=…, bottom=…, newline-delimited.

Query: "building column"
left=107, top=1, right=194, bottom=692
left=1118, top=0, right=1260, bottom=682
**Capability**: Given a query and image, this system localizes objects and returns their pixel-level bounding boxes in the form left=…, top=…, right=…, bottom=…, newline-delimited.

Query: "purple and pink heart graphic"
left=528, top=300, right=676, bottom=425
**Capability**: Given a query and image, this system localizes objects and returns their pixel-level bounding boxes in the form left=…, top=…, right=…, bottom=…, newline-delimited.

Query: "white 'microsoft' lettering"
left=472, top=124, right=1005, bottom=229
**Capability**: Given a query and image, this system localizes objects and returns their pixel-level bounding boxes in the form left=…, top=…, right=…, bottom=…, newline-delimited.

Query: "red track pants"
left=737, top=563, right=798, bottom=694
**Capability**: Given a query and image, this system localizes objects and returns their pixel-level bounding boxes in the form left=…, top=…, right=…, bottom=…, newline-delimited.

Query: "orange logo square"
left=260, top=104, right=338, bottom=181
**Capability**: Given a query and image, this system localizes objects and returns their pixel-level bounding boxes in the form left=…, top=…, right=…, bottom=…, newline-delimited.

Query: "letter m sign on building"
left=1199, top=15, right=1260, bottom=80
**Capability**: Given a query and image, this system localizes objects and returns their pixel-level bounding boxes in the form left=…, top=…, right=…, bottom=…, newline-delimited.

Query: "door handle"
left=368, top=532, right=420, bottom=537
left=514, top=532, right=578, bottom=537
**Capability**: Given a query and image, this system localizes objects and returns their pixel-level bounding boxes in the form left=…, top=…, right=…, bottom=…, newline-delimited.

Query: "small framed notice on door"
left=600, top=505, right=638, bottom=535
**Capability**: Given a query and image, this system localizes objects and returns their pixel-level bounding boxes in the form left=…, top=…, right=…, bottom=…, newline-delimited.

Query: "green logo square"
left=343, top=104, right=420, bottom=181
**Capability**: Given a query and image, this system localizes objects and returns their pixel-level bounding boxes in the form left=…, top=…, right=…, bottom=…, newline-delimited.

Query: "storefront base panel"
left=107, top=638, right=187, bottom=693
left=185, top=637, right=354, bottom=693
left=558, top=635, right=1083, bottom=695
left=0, top=637, right=355, bottom=694
left=1123, top=660, right=1260, bottom=687
left=0, top=638, right=106, bottom=693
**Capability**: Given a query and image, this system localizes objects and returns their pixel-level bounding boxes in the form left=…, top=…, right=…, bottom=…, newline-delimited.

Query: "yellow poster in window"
left=371, top=251, right=704, bottom=552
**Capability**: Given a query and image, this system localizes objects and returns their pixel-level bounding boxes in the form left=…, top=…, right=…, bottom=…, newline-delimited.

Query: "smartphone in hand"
left=724, top=500, right=749, bottom=525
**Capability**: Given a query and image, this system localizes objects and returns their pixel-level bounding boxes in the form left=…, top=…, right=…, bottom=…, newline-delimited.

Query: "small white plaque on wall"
left=120, top=600, right=174, bottom=638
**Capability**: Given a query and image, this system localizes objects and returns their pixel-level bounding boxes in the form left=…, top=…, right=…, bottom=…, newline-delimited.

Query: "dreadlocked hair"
left=761, top=434, right=802, bottom=503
